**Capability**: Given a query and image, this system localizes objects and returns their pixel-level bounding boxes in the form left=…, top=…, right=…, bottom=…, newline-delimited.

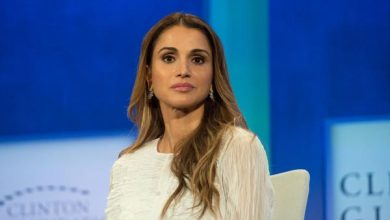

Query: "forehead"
left=153, top=25, right=211, bottom=52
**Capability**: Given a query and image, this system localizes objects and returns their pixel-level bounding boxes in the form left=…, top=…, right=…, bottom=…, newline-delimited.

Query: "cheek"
left=150, top=59, right=167, bottom=84
left=150, top=65, right=169, bottom=87
left=193, top=62, right=213, bottom=79
left=202, top=67, right=213, bottom=86
left=197, top=73, right=213, bottom=96
left=151, top=72, right=165, bottom=91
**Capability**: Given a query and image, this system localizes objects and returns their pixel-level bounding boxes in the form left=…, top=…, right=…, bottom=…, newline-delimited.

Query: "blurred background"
left=1, top=0, right=389, bottom=219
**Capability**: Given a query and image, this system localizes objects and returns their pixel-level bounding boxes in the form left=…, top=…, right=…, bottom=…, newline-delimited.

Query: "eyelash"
left=162, top=55, right=175, bottom=63
left=161, top=54, right=206, bottom=65
left=192, top=56, right=205, bottom=64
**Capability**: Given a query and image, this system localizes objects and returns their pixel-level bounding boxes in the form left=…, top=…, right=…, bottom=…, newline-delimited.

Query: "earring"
left=148, top=87, right=154, bottom=100
left=209, top=87, right=215, bottom=101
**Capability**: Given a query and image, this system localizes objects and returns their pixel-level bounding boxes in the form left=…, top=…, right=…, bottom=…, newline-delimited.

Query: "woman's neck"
left=158, top=104, right=204, bottom=153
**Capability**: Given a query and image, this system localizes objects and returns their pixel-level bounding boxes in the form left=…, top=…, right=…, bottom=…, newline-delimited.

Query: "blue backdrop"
left=0, top=0, right=207, bottom=136
left=270, top=0, right=390, bottom=219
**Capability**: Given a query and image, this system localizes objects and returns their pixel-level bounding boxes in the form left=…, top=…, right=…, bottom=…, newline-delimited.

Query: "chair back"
left=271, top=169, right=310, bottom=220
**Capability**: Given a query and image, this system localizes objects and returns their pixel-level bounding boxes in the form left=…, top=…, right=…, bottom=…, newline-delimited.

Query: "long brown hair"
left=120, top=12, right=247, bottom=218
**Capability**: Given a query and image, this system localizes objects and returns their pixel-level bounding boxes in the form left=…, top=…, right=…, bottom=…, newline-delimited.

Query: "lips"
left=171, top=83, right=194, bottom=92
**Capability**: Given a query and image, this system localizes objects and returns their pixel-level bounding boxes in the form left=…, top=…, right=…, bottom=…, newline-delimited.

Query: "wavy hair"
left=119, top=12, right=247, bottom=218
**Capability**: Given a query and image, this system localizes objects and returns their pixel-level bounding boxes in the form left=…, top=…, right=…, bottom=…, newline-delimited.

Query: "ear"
left=146, top=65, right=152, bottom=87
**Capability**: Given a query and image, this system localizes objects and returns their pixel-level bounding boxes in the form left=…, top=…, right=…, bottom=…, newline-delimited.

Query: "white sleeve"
left=218, top=134, right=274, bottom=220
left=105, top=163, right=121, bottom=220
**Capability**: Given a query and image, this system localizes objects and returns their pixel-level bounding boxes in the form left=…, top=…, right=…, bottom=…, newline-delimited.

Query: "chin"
left=166, top=98, right=206, bottom=111
left=171, top=102, right=203, bottom=111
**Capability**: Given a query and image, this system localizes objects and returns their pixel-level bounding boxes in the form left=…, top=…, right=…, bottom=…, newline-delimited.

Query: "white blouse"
left=105, top=126, right=274, bottom=220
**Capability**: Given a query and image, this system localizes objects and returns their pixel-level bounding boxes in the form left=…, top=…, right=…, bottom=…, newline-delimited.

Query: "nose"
left=177, top=60, right=190, bottom=78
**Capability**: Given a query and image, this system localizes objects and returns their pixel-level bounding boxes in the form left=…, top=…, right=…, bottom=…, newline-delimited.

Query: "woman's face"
left=150, top=25, right=213, bottom=111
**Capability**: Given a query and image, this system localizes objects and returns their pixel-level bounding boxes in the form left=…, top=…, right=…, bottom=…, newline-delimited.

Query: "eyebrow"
left=192, top=48, right=211, bottom=56
left=157, top=47, right=211, bottom=56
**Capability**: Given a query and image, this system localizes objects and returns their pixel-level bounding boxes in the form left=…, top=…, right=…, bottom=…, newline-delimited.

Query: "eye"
left=192, top=56, right=205, bottom=65
left=162, top=54, right=175, bottom=63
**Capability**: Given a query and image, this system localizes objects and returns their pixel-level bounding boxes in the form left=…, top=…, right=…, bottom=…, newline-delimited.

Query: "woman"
left=105, top=13, right=273, bottom=220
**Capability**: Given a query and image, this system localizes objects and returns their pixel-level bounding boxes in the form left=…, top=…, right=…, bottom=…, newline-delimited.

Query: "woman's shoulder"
left=226, top=125, right=255, bottom=136
left=217, top=126, right=269, bottom=173
left=222, top=126, right=259, bottom=145
left=218, top=126, right=265, bottom=161
left=113, top=138, right=159, bottom=166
